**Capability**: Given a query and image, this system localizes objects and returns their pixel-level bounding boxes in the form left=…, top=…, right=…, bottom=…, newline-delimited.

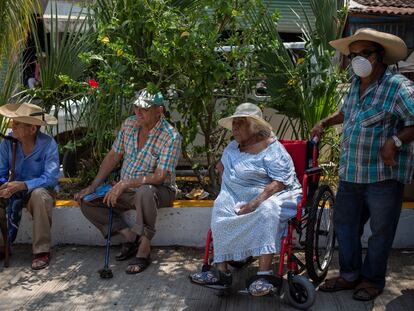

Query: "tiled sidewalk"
left=0, top=245, right=413, bottom=311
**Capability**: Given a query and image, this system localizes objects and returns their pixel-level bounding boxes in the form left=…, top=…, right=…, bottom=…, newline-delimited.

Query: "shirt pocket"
left=359, top=107, right=385, bottom=128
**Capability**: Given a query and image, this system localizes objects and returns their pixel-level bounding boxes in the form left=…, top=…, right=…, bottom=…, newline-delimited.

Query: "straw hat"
left=329, top=28, right=407, bottom=65
left=0, top=103, right=57, bottom=126
left=218, top=103, right=272, bottom=131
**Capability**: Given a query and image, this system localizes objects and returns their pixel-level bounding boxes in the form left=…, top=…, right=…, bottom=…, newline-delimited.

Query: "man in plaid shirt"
left=75, top=89, right=181, bottom=274
left=312, top=29, right=414, bottom=301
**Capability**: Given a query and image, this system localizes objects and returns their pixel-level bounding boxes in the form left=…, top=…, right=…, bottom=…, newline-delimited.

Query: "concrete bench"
left=14, top=200, right=414, bottom=248
left=15, top=200, right=214, bottom=247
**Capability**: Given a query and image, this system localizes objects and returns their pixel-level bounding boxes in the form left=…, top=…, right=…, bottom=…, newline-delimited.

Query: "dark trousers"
left=334, top=180, right=404, bottom=289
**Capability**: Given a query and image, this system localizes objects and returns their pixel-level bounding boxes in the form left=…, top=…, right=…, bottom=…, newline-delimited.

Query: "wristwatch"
left=391, top=135, right=402, bottom=149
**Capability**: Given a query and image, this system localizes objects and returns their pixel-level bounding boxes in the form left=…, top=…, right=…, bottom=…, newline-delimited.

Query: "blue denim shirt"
left=0, top=131, right=59, bottom=192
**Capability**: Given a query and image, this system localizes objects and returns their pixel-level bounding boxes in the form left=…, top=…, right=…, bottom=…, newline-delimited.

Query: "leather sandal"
left=32, top=252, right=50, bottom=270
left=125, top=256, right=151, bottom=274
left=116, top=236, right=140, bottom=261
left=353, top=280, right=383, bottom=301
left=319, top=276, right=360, bottom=292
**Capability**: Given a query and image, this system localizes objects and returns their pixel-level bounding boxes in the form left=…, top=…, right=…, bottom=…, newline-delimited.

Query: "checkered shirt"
left=112, top=116, right=181, bottom=189
left=339, top=69, right=414, bottom=184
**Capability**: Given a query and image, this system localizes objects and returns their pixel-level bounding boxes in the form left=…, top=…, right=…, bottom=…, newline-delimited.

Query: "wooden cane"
left=0, top=135, right=17, bottom=268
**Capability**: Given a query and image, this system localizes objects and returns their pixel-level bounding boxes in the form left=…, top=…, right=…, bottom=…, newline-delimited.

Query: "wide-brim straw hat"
left=218, top=102, right=272, bottom=131
left=329, top=28, right=407, bottom=65
left=0, top=103, right=57, bottom=126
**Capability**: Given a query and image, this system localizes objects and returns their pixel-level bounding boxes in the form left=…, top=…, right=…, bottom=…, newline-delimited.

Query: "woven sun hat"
left=0, top=102, right=57, bottom=126
left=132, top=88, right=164, bottom=108
left=218, top=102, right=272, bottom=131
left=329, top=28, right=407, bottom=65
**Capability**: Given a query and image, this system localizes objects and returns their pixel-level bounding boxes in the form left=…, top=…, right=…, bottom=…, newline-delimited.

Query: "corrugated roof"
left=350, top=0, right=414, bottom=15
left=264, top=0, right=315, bottom=33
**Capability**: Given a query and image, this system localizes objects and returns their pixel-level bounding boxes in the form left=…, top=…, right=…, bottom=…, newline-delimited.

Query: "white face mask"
left=351, top=56, right=373, bottom=78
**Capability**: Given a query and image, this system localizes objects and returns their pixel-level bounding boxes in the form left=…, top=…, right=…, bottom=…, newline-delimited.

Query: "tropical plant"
left=250, top=0, right=349, bottom=139
left=66, top=0, right=265, bottom=194
left=0, top=0, right=37, bottom=133
left=26, top=4, right=95, bottom=112
left=168, top=0, right=266, bottom=194
left=248, top=0, right=349, bottom=186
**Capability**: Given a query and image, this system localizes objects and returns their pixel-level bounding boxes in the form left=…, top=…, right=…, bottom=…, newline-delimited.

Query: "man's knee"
left=30, top=188, right=53, bottom=203
left=134, top=185, right=157, bottom=202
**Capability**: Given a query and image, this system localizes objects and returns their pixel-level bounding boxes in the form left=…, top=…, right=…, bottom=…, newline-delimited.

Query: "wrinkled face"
left=348, top=40, right=383, bottom=64
left=232, top=117, right=254, bottom=143
left=133, top=105, right=163, bottom=127
left=11, top=120, right=37, bottom=140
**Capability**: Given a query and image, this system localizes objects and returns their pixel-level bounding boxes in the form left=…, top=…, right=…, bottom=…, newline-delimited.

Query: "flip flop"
left=125, top=256, right=151, bottom=274
left=319, top=276, right=360, bottom=292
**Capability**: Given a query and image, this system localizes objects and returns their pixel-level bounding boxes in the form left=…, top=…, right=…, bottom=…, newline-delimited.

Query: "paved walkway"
left=0, top=245, right=413, bottom=310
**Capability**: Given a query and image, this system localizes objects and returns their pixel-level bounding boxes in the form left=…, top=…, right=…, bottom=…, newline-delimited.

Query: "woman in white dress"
left=190, top=103, right=302, bottom=296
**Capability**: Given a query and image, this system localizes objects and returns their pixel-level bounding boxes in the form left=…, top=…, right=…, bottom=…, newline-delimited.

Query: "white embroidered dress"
left=211, top=139, right=302, bottom=263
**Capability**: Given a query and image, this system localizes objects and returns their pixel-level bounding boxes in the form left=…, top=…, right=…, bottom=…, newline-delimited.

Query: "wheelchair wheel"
left=283, top=274, right=315, bottom=310
left=305, top=184, right=335, bottom=284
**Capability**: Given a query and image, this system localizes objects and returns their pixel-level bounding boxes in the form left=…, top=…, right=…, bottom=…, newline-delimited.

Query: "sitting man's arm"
left=103, top=132, right=182, bottom=207
left=103, top=167, right=169, bottom=206
left=0, top=139, right=59, bottom=198
left=237, top=180, right=285, bottom=215
left=74, top=149, right=123, bottom=202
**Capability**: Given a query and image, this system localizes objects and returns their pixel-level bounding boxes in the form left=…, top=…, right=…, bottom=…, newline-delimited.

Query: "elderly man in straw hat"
left=190, top=103, right=302, bottom=296
left=75, top=89, right=181, bottom=274
left=0, top=103, right=59, bottom=270
left=311, top=28, right=414, bottom=300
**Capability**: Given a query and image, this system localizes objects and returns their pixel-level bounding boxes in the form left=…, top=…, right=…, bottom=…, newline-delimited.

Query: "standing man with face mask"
left=311, top=28, right=414, bottom=301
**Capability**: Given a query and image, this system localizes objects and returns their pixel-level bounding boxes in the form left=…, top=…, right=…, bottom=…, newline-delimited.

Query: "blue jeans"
left=334, top=180, right=404, bottom=289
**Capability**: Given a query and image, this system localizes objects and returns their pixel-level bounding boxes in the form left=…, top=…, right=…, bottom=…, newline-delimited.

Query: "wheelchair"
left=200, top=140, right=336, bottom=310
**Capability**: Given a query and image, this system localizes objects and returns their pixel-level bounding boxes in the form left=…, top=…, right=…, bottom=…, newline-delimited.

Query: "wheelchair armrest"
left=304, top=167, right=323, bottom=176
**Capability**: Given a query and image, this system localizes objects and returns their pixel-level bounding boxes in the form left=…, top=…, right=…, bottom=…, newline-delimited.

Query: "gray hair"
left=248, top=119, right=273, bottom=138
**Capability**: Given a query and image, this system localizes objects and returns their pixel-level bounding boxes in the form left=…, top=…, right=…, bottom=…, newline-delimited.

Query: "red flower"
left=88, top=79, right=99, bottom=89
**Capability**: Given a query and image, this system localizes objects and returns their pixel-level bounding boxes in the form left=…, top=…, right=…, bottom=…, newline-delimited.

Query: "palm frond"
left=29, top=3, right=94, bottom=111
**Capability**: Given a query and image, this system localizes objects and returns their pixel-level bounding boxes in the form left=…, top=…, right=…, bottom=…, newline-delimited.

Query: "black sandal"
left=125, top=256, right=151, bottom=274
left=116, top=236, right=140, bottom=261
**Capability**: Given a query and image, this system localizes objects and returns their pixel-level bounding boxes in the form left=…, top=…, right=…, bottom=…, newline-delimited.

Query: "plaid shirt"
left=112, top=115, right=181, bottom=189
left=339, top=69, right=414, bottom=184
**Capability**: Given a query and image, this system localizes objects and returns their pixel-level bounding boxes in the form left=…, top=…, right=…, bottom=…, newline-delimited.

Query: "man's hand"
left=0, top=181, right=27, bottom=199
left=380, top=138, right=398, bottom=166
left=310, top=121, right=325, bottom=141
left=103, top=181, right=127, bottom=207
left=237, top=201, right=259, bottom=215
left=74, top=185, right=96, bottom=203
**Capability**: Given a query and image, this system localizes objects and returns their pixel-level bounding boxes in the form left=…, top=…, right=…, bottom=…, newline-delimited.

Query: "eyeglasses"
left=348, top=49, right=378, bottom=60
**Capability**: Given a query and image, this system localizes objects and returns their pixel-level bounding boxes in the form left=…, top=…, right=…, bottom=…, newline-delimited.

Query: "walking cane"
left=98, top=204, right=113, bottom=279
left=0, top=133, right=18, bottom=268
